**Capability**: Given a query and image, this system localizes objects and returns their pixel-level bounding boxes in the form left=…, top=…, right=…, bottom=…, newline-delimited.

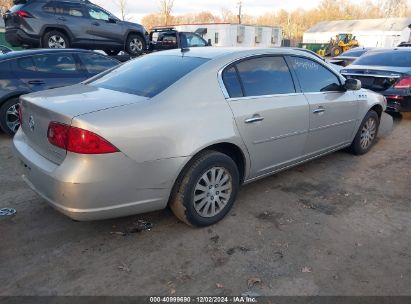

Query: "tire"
left=348, top=110, right=380, bottom=155
left=125, top=34, right=146, bottom=57
left=42, top=30, right=70, bottom=49
left=0, top=98, right=20, bottom=137
left=104, top=49, right=120, bottom=56
left=170, top=151, right=240, bottom=227
left=331, top=46, right=342, bottom=57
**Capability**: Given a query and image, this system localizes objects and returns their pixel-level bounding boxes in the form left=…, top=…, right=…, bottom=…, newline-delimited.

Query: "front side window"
left=234, top=56, right=296, bottom=97
left=89, top=55, right=209, bottom=97
left=77, top=53, right=119, bottom=75
left=88, top=6, right=110, bottom=21
left=32, top=54, right=78, bottom=74
left=290, top=57, right=341, bottom=92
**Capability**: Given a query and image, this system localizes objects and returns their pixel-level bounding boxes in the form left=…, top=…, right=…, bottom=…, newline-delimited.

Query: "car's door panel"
left=85, top=5, right=124, bottom=46
left=222, top=56, right=309, bottom=178
left=12, top=53, right=86, bottom=92
left=287, top=56, right=359, bottom=155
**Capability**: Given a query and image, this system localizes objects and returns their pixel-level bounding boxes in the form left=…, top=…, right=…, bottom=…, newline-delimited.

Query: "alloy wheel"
left=360, top=117, right=377, bottom=150
left=193, top=167, right=233, bottom=218
left=48, top=35, right=66, bottom=48
left=129, top=38, right=143, bottom=53
left=6, top=103, right=20, bottom=134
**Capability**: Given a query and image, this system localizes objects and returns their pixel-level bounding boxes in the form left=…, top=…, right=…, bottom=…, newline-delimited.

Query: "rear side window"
left=235, top=56, right=295, bottom=96
left=290, top=57, right=341, bottom=92
left=34, top=54, right=78, bottom=74
left=222, top=67, right=243, bottom=98
left=353, top=51, right=411, bottom=67
left=77, top=53, right=119, bottom=74
left=45, top=1, right=84, bottom=17
left=89, top=55, right=209, bottom=97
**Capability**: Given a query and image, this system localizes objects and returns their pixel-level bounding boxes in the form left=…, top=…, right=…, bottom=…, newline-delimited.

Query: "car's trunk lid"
left=341, top=65, right=411, bottom=92
left=20, top=84, right=148, bottom=165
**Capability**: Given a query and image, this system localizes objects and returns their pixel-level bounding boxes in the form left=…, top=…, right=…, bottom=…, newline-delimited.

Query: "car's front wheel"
left=42, top=30, right=70, bottom=49
left=170, top=151, right=240, bottom=227
left=349, top=110, right=380, bottom=155
left=125, top=34, right=146, bottom=57
left=0, top=98, right=20, bottom=137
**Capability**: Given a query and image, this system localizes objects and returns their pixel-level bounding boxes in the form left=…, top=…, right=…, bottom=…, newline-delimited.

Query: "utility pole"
left=237, top=1, right=242, bottom=24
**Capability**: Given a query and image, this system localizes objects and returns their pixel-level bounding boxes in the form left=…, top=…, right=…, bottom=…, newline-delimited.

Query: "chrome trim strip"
left=309, top=119, right=357, bottom=132
left=253, top=130, right=308, bottom=145
left=228, top=93, right=302, bottom=101
left=342, top=73, right=401, bottom=78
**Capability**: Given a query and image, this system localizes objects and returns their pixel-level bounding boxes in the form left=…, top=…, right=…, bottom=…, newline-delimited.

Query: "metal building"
left=174, top=23, right=283, bottom=48
left=303, top=17, right=411, bottom=48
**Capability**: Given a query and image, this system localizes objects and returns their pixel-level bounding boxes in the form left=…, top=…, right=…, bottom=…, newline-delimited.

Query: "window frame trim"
left=218, top=54, right=299, bottom=100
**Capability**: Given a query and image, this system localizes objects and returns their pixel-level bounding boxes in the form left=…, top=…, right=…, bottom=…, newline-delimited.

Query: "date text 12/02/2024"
left=149, top=297, right=258, bottom=303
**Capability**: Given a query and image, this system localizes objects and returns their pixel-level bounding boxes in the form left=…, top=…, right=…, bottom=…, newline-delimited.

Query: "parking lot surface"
left=1, top=113, right=410, bottom=296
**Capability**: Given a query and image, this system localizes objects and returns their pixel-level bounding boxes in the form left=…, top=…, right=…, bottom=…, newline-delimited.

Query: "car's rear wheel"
left=170, top=151, right=240, bottom=227
left=0, top=98, right=20, bottom=137
left=349, top=110, right=379, bottom=155
left=42, top=30, right=70, bottom=49
left=125, top=34, right=145, bottom=57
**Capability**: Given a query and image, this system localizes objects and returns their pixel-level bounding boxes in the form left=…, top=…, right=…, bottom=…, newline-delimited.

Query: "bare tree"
left=117, top=0, right=128, bottom=21
left=0, top=0, right=12, bottom=15
left=381, top=0, right=408, bottom=17
left=159, top=0, right=174, bottom=25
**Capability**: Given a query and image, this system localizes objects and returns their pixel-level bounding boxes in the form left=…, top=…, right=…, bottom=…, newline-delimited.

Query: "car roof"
left=0, top=48, right=112, bottom=61
left=155, top=47, right=316, bottom=60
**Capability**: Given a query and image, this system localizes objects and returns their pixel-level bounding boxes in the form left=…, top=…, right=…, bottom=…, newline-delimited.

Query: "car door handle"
left=28, top=80, right=45, bottom=85
left=245, top=115, right=264, bottom=124
left=92, top=22, right=100, bottom=26
left=313, top=107, right=325, bottom=114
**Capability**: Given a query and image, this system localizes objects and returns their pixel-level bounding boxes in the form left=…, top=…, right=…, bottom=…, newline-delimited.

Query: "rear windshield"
left=353, top=51, right=411, bottom=67
left=9, top=4, right=25, bottom=12
left=89, top=55, right=209, bottom=97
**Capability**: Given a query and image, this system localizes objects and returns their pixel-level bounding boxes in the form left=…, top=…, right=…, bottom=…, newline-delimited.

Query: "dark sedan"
left=0, top=48, right=119, bottom=136
left=330, top=47, right=373, bottom=67
left=341, top=48, right=411, bottom=112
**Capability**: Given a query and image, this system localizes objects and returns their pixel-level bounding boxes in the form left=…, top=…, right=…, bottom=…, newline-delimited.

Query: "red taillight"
left=47, top=122, right=119, bottom=154
left=15, top=11, right=33, bottom=18
left=394, top=77, right=411, bottom=89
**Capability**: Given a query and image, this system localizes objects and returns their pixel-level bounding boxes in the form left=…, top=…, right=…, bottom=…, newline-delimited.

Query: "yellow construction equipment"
left=322, top=33, right=359, bottom=57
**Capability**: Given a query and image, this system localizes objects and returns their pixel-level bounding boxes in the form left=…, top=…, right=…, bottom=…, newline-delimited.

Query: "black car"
left=341, top=48, right=411, bottom=112
left=148, top=27, right=210, bottom=52
left=330, top=47, right=373, bottom=67
left=3, top=0, right=149, bottom=56
left=0, top=48, right=119, bottom=136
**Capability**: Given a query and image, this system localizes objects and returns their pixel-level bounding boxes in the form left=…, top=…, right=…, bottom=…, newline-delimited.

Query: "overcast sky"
left=92, top=0, right=411, bottom=23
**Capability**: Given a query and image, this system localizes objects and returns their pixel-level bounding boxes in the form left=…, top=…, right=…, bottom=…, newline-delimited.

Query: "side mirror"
left=345, top=78, right=361, bottom=91
left=108, top=17, right=117, bottom=23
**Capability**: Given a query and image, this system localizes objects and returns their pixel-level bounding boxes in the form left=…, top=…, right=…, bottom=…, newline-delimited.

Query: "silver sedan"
left=13, top=47, right=386, bottom=226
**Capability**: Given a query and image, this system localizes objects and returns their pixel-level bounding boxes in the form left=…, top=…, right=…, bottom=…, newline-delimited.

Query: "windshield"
left=353, top=51, right=411, bottom=67
left=89, top=55, right=209, bottom=97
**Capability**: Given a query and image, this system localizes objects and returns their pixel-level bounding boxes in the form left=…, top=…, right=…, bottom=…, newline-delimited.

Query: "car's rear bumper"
left=6, top=28, right=40, bottom=47
left=13, top=129, right=187, bottom=221
left=385, top=96, right=411, bottom=112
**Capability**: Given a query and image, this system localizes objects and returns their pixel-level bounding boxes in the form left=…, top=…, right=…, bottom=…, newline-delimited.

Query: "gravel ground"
left=0, top=113, right=410, bottom=296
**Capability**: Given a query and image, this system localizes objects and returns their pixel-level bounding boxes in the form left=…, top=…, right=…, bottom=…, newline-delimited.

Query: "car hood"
left=22, top=84, right=148, bottom=118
